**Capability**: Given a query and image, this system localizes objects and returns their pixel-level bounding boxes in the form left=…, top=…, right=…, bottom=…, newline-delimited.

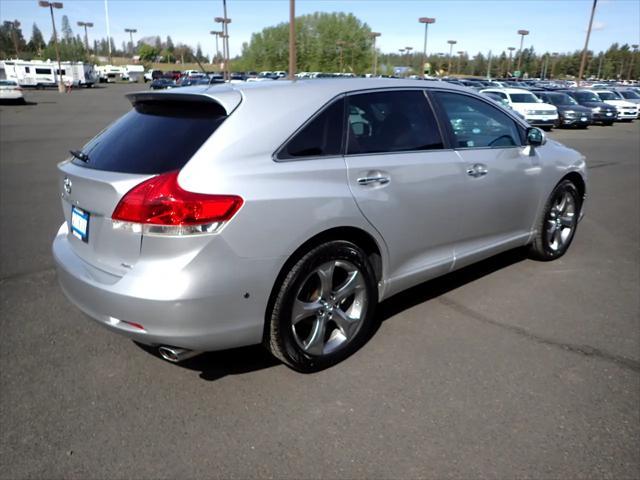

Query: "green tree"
left=138, top=43, right=159, bottom=62
left=28, top=22, right=45, bottom=56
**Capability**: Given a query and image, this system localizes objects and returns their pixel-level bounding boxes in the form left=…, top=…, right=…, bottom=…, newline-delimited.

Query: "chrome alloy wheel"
left=291, top=260, right=368, bottom=356
left=545, top=189, right=577, bottom=252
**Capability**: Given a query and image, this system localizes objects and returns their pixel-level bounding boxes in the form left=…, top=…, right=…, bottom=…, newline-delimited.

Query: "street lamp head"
left=52, top=2, right=63, bottom=8
left=125, top=28, right=137, bottom=33
left=419, top=17, right=436, bottom=24
left=405, top=47, right=413, bottom=51
left=215, top=17, right=231, bottom=24
left=457, top=50, right=464, bottom=55
left=508, top=47, right=516, bottom=51
left=632, top=44, right=639, bottom=49
left=399, top=49, right=405, bottom=53
left=370, top=32, right=381, bottom=38
left=517, top=29, right=530, bottom=36
left=447, top=40, right=457, bottom=45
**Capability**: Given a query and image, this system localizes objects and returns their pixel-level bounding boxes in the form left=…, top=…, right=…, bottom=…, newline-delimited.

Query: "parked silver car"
left=52, top=79, right=587, bottom=371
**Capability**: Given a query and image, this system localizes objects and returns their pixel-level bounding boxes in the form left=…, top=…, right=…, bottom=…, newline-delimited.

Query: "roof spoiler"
left=125, top=88, right=242, bottom=115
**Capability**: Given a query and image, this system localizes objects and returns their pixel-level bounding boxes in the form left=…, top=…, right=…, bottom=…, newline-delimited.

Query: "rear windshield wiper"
left=70, top=149, right=89, bottom=163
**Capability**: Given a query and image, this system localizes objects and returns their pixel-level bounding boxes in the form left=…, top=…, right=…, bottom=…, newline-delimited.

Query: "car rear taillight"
left=112, top=171, right=243, bottom=236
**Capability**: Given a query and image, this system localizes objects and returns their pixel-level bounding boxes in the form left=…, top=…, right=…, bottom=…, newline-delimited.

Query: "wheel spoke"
left=303, top=318, right=326, bottom=355
left=316, top=262, right=335, bottom=299
left=333, top=309, right=356, bottom=340
left=552, top=227, right=562, bottom=247
left=291, top=299, right=322, bottom=325
left=333, top=270, right=362, bottom=304
left=557, top=193, right=567, bottom=213
left=560, top=214, right=574, bottom=228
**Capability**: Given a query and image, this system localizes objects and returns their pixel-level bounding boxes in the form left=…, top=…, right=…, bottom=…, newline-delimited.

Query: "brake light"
left=112, top=171, right=243, bottom=236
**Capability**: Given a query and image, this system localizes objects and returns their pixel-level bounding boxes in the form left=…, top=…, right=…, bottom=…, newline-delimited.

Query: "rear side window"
left=278, top=98, right=345, bottom=159
left=76, top=101, right=226, bottom=174
left=346, top=90, right=443, bottom=154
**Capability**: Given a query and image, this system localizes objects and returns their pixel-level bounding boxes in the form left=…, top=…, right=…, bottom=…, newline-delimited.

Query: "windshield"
left=510, top=93, right=539, bottom=103
left=548, top=93, right=578, bottom=106
left=621, top=90, right=640, bottom=99
left=596, top=91, right=617, bottom=100
left=574, top=91, right=600, bottom=102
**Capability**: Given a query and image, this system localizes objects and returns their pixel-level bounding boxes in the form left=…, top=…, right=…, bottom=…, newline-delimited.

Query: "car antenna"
left=194, top=58, right=211, bottom=81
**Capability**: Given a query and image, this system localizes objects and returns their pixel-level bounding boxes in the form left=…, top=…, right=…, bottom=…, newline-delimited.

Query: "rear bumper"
left=615, top=111, right=638, bottom=120
left=52, top=223, right=280, bottom=351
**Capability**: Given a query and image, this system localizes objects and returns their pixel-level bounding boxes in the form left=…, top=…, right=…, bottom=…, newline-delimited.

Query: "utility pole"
left=210, top=31, right=221, bottom=63
left=370, top=32, right=381, bottom=76
left=77, top=21, right=94, bottom=53
left=456, top=51, right=464, bottom=75
left=38, top=1, right=64, bottom=92
left=596, top=53, right=604, bottom=79
left=419, top=17, right=435, bottom=78
left=486, top=50, right=492, bottom=80
left=577, top=0, right=598, bottom=87
left=288, top=0, right=296, bottom=79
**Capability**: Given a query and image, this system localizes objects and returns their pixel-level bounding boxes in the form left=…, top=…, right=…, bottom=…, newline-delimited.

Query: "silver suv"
left=53, top=79, right=587, bottom=371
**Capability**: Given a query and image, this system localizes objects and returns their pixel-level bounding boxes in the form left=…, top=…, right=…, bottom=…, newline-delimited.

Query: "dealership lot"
left=1, top=84, right=638, bottom=478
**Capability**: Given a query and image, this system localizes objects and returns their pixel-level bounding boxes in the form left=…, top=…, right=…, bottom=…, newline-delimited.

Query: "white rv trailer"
left=95, top=65, right=123, bottom=83
left=0, top=59, right=97, bottom=88
left=121, top=64, right=145, bottom=82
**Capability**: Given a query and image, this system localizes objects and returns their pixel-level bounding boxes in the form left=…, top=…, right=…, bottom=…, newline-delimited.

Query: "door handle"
left=357, top=175, right=390, bottom=186
left=466, top=163, right=488, bottom=178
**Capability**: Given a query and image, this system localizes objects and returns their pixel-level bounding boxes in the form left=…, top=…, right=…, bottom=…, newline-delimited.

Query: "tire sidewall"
left=272, top=241, right=378, bottom=371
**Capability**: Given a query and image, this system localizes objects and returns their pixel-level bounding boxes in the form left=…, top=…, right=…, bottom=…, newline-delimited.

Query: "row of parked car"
left=479, top=85, right=638, bottom=130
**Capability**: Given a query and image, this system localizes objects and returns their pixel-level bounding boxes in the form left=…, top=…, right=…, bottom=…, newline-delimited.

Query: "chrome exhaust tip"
left=158, top=346, right=201, bottom=363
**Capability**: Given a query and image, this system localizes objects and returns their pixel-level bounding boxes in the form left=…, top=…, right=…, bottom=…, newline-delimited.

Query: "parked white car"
left=480, top=88, right=558, bottom=130
left=593, top=90, right=639, bottom=121
left=0, top=79, right=24, bottom=103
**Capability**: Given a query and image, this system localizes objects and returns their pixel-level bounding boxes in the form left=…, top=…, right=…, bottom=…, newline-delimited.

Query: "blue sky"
left=2, top=0, right=639, bottom=59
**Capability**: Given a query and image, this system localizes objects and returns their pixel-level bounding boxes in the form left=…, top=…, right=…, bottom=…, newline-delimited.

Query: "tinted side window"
left=278, top=98, right=344, bottom=159
left=433, top=91, right=522, bottom=149
left=346, top=90, right=443, bottom=155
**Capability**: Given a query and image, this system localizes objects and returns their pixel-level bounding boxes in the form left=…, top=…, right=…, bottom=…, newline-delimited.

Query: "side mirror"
left=526, top=127, right=546, bottom=147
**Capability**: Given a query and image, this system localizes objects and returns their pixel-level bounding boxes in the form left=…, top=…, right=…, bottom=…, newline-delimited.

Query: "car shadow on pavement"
left=135, top=247, right=527, bottom=381
left=135, top=341, right=280, bottom=381
left=375, top=247, right=528, bottom=323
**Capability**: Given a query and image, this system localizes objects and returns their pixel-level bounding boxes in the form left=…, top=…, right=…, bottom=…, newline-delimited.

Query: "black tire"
left=541, top=126, right=552, bottom=132
left=265, top=240, right=378, bottom=372
left=528, top=179, right=582, bottom=261
left=577, top=125, right=588, bottom=129
left=603, top=121, right=614, bottom=126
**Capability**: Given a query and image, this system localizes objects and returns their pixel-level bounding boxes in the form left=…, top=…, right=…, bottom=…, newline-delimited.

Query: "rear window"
left=75, top=101, right=226, bottom=174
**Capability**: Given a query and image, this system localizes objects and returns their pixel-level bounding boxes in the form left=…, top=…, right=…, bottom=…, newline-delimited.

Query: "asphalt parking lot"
left=1, top=84, right=638, bottom=479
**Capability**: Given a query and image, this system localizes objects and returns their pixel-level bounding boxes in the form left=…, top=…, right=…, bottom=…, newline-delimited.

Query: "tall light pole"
left=577, top=0, right=598, bottom=86
left=337, top=40, right=346, bottom=73
left=210, top=31, right=221, bottom=63
left=104, top=0, right=112, bottom=63
left=215, top=8, right=231, bottom=81
left=540, top=53, right=548, bottom=79
left=628, top=44, right=639, bottom=80
left=551, top=52, right=559, bottom=79
left=596, top=52, right=604, bottom=79
left=8, top=21, right=21, bottom=57
left=38, top=1, right=64, bottom=92
left=288, top=0, right=296, bottom=79
left=456, top=50, right=464, bottom=75
left=516, top=29, right=529, bottom=76
left=124, top=28, right=137, bottom=56
left=447, top=40, right=457, bottom=74
left=419, top=17, right=435, bottom=78
left=370, top=32, right=381, bottom=76
left=405, top=46, right=413, bottom=72
left=77, top=21, right=93, bottom=53
left=507, top=46, right=515, bottom=76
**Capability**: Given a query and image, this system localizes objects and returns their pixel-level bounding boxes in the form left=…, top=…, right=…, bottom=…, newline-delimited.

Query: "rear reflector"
left=112, top=171, right=243, bottom=235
